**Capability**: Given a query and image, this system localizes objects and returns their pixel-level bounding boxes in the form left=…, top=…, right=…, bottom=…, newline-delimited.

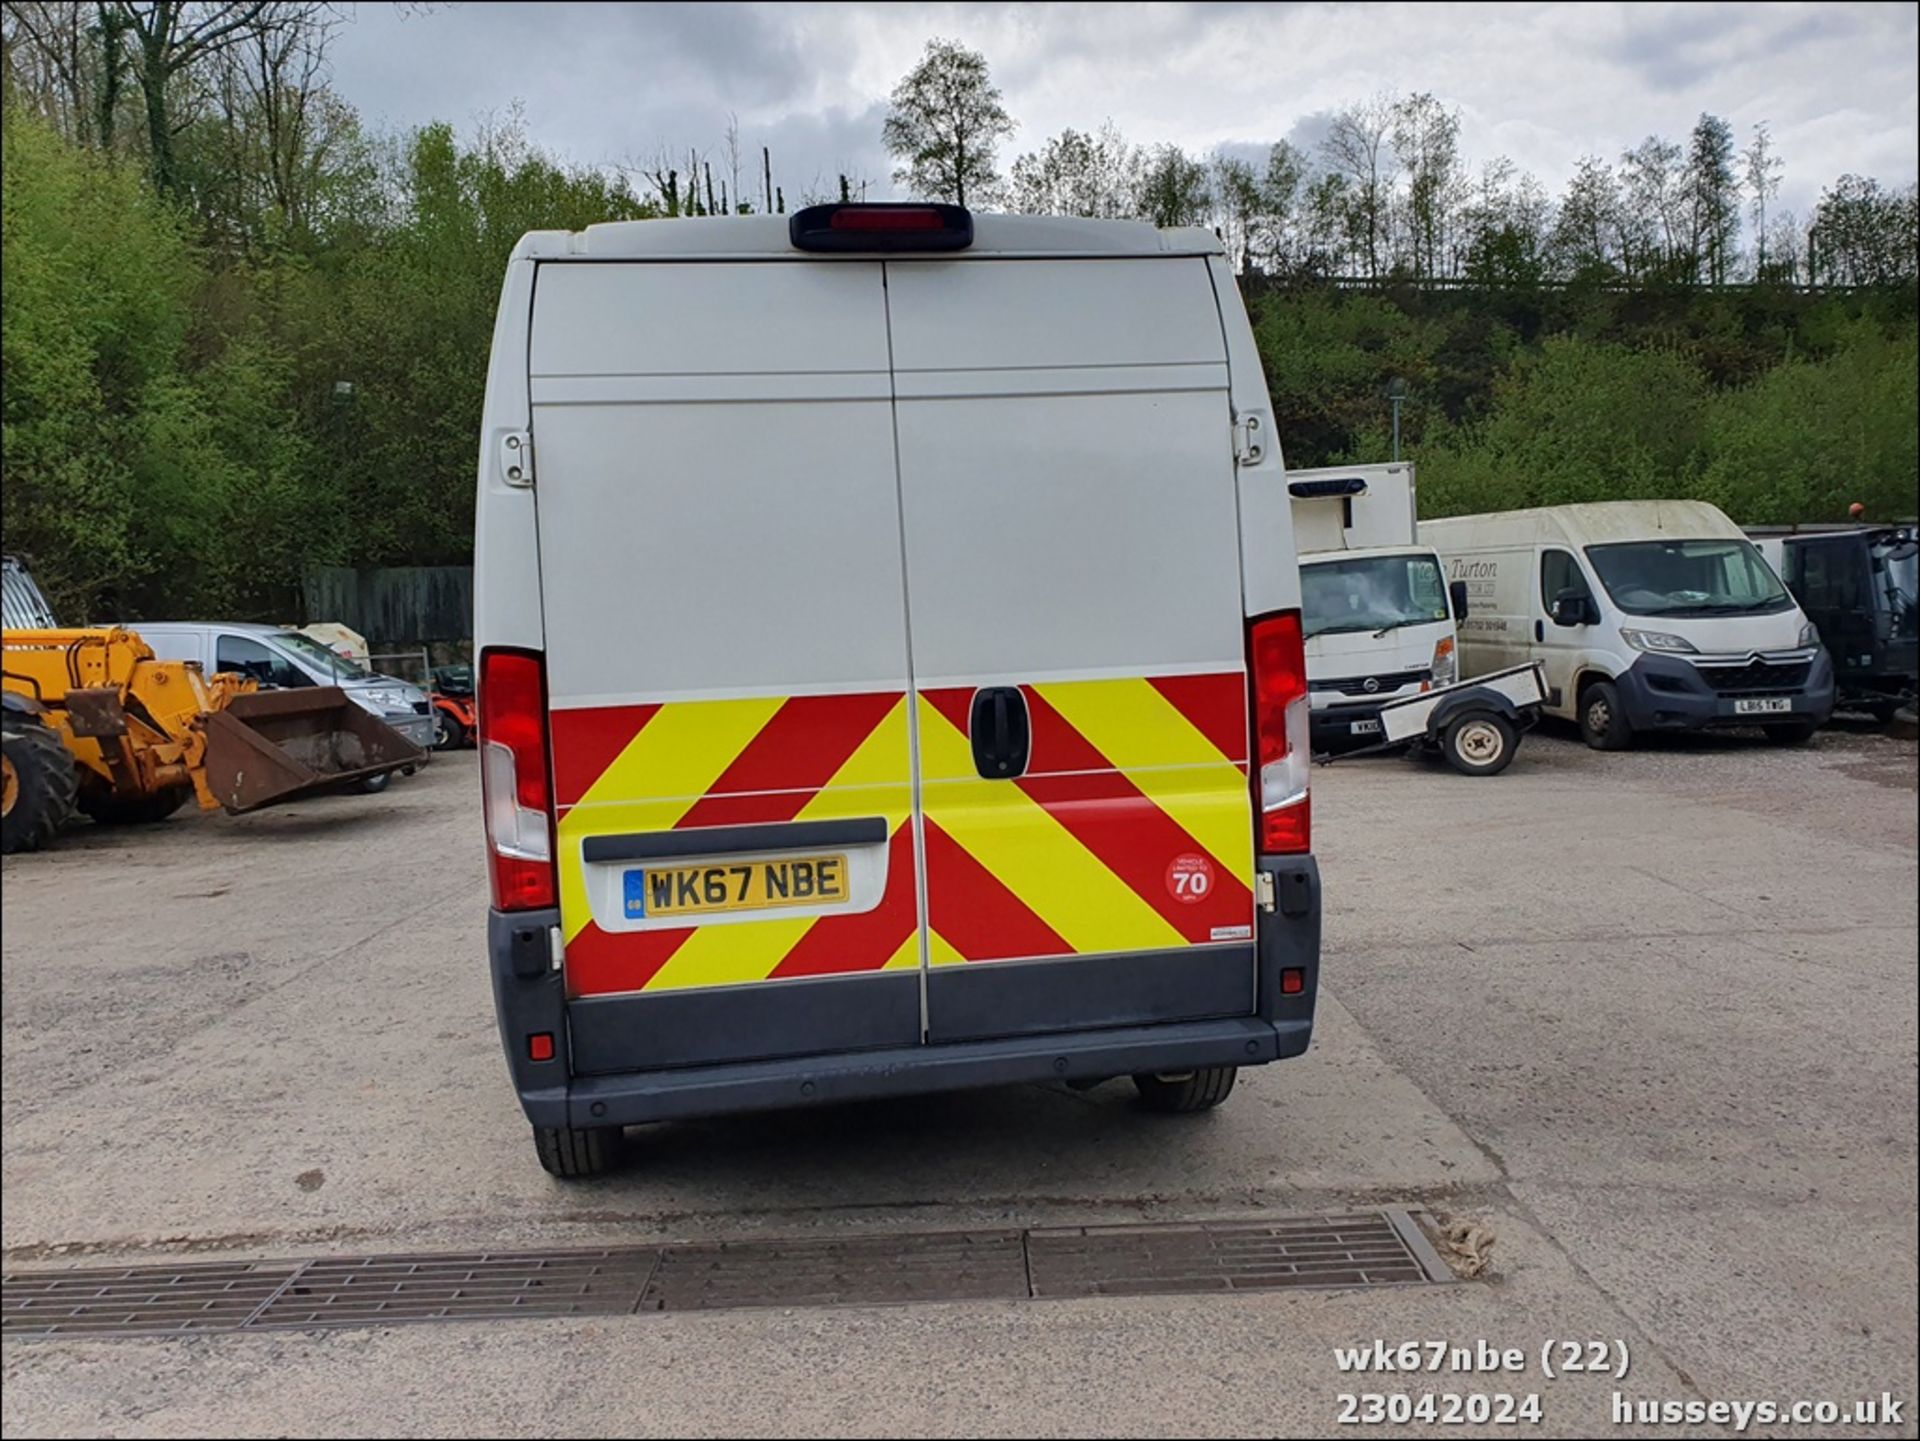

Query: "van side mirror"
left=1448, top=579, right=1470, bottom=621
left=1551, top=589, right=1595, bottom=627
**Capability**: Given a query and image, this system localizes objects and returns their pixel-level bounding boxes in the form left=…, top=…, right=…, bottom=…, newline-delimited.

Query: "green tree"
left=881, top=38, right=1013, bottom=207
left=1136, top=144, right=1210, bottom=229
left=1007, top=122, right=1140, bottom=218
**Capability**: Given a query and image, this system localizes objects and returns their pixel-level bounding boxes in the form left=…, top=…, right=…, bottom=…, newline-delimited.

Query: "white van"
left=133, top=621, right=438, bottom=760
left=1423, top=501, right=1833, bottom=748
left=1288, top=463, right=1462, bottom=746
left=473, top=204, right=1323, bottom=1176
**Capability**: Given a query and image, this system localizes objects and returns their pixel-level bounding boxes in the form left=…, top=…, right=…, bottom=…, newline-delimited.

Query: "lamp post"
left=1387, top=377, right=1408, bottom=462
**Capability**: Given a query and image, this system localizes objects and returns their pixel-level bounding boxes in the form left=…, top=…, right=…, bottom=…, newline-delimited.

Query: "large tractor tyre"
left=1441, top=711, right=1518, bottom=777
left=534, top=1124, right=623, bottom=1179
left=1, top=719, right=79, bottom=855
left=1132, top=1066, right=1239, bottom=1114
left=79, top=785, right=193, bottom=827
left=1578, top=679, right=1634, bottom=751
left=432, top=709, right=467, bottom=751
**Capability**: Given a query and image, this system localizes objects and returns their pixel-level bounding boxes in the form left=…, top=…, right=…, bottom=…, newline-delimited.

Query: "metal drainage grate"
left=1, top=1258, right=301, bottom=1338
left=640, top=1229, right=1027, bottom=1312
left=1026, top=1212, right=1439, bottom=1298
left=3, top=1210, right=1450, bottom=1340
left=249, top=1249, right=660, bottom=1331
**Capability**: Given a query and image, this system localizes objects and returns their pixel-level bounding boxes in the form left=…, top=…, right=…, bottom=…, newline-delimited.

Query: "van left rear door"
left=529, top=260, right=923, bottom=1070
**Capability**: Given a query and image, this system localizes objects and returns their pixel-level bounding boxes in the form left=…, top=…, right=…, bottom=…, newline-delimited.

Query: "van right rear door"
left=886, top=257, right=1259, bottom=1043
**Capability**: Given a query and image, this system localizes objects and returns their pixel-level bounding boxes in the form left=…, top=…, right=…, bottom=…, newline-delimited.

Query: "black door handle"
left=1534, top=620, right=1544, bottom=642
left=969, top=686, right=1030, bottom=779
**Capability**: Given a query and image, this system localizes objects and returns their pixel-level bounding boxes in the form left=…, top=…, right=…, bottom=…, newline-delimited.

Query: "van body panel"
left=530, top=262, right=918, bottom=1025
left=475, top=216, right=1319, bottom=1129
left=886, top=258, right=1256, bottom=1025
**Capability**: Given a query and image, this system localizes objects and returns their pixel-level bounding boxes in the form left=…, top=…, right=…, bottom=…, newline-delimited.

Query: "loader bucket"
left=201, top=687, right=426, bottom=814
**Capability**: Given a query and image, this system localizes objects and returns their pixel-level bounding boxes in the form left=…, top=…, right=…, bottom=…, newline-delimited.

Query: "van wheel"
left=1764, top=720, right=1820, bottom=746
left=1133, top=1066, right=1237, bottom=1113
left=1, top=718, right=78, bottom=854
left=351, top=771, right=392, bottom=795
left=534, top=1124, right=623, bottom=1179
left=1441, top=711, right=1517, bottom=776
left=1578, top=679, right=1633, bottom=751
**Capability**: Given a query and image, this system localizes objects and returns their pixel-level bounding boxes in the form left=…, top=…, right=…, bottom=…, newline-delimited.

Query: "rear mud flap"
left=202, top=687, right=425, bottom=813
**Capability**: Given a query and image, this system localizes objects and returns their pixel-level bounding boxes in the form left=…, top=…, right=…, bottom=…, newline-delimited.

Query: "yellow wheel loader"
left=2, top=558, right=426, bottom=855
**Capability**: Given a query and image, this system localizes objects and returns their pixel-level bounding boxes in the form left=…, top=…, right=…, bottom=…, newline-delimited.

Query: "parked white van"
left=1288, top=463, right=1461, bottom=747
left=1424, top=500, right=1833, bottom=749
left=472, top=204, right=1323, bottom=1176
left=133, top=621, right=438, bottom=762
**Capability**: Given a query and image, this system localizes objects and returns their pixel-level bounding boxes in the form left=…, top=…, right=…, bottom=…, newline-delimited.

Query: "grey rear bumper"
left=489, top=855, right=1320, bottom=1130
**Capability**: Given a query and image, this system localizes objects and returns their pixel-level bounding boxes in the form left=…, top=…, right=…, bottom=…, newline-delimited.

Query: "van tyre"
left=1578, top=679, right=1633, bottom=751
left=1133, top=1065, right=1238, bottom=1113
left=79, top=784, right=192, bottom=827
left=1441, top=711, right=1517, bottom=776
left=534, top=1124, right=623, bottom=1179
left=1764, top=719, right=1820, bottom=746
left=1, top=718, right=78, bottom=855
left=351, top=771, right=392, bottom=795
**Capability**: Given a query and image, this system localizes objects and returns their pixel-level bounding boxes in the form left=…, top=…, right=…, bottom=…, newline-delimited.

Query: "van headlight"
left=1621, top=629, right=1697, bottom=654
left=1431, top=635, right=1457, bottom=687
left=1798, top=621, right=1820, bottom=648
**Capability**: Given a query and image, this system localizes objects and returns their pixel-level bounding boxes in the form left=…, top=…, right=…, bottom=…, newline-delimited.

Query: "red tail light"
left=1248, top=611, right=1312, bottom=854
left=478, top=647, right=556, bottom=911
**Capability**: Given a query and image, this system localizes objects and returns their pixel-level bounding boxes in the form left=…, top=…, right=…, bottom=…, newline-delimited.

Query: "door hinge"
left=499, top=430, right=534, bottom=487
left=1233, top=412, right=1266, bottom=466
left=1256, top=871, right=1277, bottom=912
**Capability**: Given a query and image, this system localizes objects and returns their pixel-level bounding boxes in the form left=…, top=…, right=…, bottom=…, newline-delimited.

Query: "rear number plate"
left=1734, top=697, right=1792, bottom=715
left=1350, top=718, right=1383, bottom=735
left=623, top=854, right=849, bottom=919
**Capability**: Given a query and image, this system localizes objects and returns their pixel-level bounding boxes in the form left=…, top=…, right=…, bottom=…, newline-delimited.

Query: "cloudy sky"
left=330, top=2, right=1918, bottom=218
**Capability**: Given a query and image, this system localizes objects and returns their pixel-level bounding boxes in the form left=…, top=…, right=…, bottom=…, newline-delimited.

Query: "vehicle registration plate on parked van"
left=1733, top=697, right=1792, bottom=715
left=624, top=855, right=849, bottom=919
left=1350, top=718, right=1383, bottom=735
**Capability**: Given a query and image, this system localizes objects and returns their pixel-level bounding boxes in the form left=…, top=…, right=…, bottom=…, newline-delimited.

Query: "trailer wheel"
left=1133, top=1066, right=1237, bottom=1113
left=1578, top=679, right=1633, bottom=751
left=1, top=717, right=79, bottom=855
left=534, top=1123, right=623, bottom=1179
left=1441, top=711, right=1517, bottom=776
left=79, top=785, right=192, bottom=826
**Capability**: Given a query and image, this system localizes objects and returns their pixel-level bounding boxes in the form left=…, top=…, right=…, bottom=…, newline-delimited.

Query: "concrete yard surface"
left=3, top=723, right=1916, bottom=1437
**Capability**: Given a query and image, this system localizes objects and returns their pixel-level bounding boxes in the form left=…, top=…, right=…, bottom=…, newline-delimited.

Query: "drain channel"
left=4, top=1209, right=1452, bottom=1340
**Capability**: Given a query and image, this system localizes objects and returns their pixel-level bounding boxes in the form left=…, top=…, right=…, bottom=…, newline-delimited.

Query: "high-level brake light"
left=789, top=203, right=973, bottom=253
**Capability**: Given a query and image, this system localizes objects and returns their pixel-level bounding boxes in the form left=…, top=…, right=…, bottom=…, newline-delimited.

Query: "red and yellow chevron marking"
left=547, top=670, right=1251, bottom=997
left=918, top=673, right=1252, bottom=963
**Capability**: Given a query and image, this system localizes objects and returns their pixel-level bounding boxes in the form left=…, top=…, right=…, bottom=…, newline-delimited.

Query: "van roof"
left=131, top=620, right=288, bottom=635
left=510, top=213, right=1225, bottom=262
left=1422, top=500, right=1744, bottom=547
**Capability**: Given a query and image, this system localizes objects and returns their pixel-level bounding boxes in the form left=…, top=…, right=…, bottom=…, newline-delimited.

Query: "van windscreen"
left=1585, top=539, right=1792, bottom=618
left=1299, top=554, right=1450, bottom=639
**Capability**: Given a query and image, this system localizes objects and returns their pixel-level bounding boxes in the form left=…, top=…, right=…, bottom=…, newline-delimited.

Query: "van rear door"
left=529, top=261, right=922, bottom=1068
left=886, top=257, right=1257, bottom=1042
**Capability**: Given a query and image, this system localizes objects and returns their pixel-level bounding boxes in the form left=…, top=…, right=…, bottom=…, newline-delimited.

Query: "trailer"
left=1317, top=663, right=1548, bottom=777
